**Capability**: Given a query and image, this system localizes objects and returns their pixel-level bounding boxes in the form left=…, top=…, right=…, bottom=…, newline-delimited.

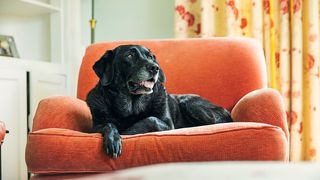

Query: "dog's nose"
left=146, top=64, right=159, bottom=74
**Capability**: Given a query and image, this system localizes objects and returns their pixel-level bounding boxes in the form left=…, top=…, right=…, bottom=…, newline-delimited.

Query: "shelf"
left=0, top=0, right=61, bottom=16
left=0, top=56, right=66, bottom=74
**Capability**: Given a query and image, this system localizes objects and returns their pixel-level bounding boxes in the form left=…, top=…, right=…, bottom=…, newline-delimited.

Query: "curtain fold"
left=174, top=0, right=320, bottom=161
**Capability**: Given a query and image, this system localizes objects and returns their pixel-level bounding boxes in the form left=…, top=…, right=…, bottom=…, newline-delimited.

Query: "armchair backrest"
left=78, top=38, right=267, bottom=110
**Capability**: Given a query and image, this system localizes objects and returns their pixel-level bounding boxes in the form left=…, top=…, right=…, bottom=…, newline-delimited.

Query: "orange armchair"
left=26, top=38, right=288, bottom=175
left=0, top=121, right=5, bottom=145
left=0, top=121, right=6, bottom=179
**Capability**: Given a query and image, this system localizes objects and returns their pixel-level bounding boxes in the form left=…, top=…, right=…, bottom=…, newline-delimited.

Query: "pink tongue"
left=141, top=81, right=155, bottom=88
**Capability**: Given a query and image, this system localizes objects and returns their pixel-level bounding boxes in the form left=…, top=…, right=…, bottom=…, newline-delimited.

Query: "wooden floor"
left=31, top=162, right=320, bottom=180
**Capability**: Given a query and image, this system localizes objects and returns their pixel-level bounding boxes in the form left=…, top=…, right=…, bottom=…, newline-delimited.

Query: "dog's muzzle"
left=127, top=74, right=158, bottom=95
left=127, top=62, right=159, bottom=95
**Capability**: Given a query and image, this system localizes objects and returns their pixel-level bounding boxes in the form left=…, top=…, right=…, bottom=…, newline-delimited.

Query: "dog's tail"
left=177, top=95, right=233, bottom=126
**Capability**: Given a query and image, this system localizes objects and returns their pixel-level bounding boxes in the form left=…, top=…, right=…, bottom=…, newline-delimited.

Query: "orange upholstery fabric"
left=26, top=38, right=288, bottom=175
left=32, top=96, right=92, bottom=133
left=231, top=88, right=289, bottom=139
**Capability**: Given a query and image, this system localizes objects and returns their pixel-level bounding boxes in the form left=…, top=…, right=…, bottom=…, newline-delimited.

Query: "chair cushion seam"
left=29, top=126, right=284, bottom=140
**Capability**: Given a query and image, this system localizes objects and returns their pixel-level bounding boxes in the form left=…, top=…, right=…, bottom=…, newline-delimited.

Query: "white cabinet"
left=0, top=69, right=28, bottom=180
left=0, top=63, right=67, bottom=180
left=0, top=57, right=68, bottom=180
left=0, top=0, right=81, bottom=178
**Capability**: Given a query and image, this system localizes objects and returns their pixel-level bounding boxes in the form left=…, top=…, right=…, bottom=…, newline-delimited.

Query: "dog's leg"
left=178, top=95, right=232, bottom=126
left=92, top=123, right=122, bottom=158
left=121, top=117, right=171, bottom=135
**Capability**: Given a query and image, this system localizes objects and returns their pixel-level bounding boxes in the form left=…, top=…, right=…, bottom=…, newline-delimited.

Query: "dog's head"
left=93, top=45, right=166, bottom=95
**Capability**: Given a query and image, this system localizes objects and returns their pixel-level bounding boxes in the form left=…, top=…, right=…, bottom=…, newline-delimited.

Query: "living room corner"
left=0, top=0, right=320, bottom=180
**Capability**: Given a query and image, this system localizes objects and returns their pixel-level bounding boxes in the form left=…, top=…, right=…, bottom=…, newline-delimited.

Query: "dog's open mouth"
left=127, top=78, right=156, bottom=94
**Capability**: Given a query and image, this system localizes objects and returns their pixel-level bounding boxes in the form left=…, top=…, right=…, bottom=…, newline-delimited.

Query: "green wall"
left=81, top=0, right=175, bottom=44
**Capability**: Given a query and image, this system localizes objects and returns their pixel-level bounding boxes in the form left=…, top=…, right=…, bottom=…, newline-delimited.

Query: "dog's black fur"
left=86, top=45, right=232, bottom=158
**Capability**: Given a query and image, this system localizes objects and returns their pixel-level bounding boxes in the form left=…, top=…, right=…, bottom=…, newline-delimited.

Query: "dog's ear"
left=93, top=50, right=114, bottom=86
left=152, top=53, right=166, bottom=83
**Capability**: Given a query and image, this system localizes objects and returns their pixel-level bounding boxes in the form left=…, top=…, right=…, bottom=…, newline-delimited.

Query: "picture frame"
left=0, top=35, right=19, bottom=58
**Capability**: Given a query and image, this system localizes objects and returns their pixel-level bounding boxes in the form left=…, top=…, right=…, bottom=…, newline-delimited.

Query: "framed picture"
left=0, top=35, right=19, bottom=58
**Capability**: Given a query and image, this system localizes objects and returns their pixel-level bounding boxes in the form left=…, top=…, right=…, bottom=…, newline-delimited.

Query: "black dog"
left=86, top=45, right=232, bottom=158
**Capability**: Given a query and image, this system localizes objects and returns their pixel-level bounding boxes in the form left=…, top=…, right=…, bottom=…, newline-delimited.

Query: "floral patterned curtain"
left=174, top=0, right=320, bottom=161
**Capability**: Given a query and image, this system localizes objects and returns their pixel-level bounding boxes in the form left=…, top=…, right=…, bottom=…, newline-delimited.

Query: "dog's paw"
left=103, top=128, right=122, bottom=158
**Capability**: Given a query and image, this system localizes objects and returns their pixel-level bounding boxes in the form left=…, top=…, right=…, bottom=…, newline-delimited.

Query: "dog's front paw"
left=103, top=125, right=122, bottom=158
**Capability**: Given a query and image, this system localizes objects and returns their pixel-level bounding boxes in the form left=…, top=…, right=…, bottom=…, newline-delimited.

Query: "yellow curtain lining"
left=269, top=0, right=277, bottom=90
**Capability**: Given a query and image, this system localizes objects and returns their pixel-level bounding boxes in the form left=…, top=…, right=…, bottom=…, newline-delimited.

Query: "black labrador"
left=86, top=45, right=232, bottom=158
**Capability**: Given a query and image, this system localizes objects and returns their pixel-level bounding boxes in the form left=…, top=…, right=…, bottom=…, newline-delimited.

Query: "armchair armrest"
left=0, top=121, right=6, bottom=144
left=32, top=96, right=92, bottom=133
left=231, top=88, right=289, bottom=139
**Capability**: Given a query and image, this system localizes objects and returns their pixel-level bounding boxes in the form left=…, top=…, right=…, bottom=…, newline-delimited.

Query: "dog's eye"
left=127, top=53, right=133, bottom=59
left=147, top=54, right=153, bottom=60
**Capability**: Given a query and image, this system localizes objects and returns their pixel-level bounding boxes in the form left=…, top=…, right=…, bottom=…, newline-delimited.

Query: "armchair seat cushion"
left=26, top=122, right=287, bottom=174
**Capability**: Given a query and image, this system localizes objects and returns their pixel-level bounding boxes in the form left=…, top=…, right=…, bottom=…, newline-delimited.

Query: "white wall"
left=81, top=0, right=174, bottom=46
